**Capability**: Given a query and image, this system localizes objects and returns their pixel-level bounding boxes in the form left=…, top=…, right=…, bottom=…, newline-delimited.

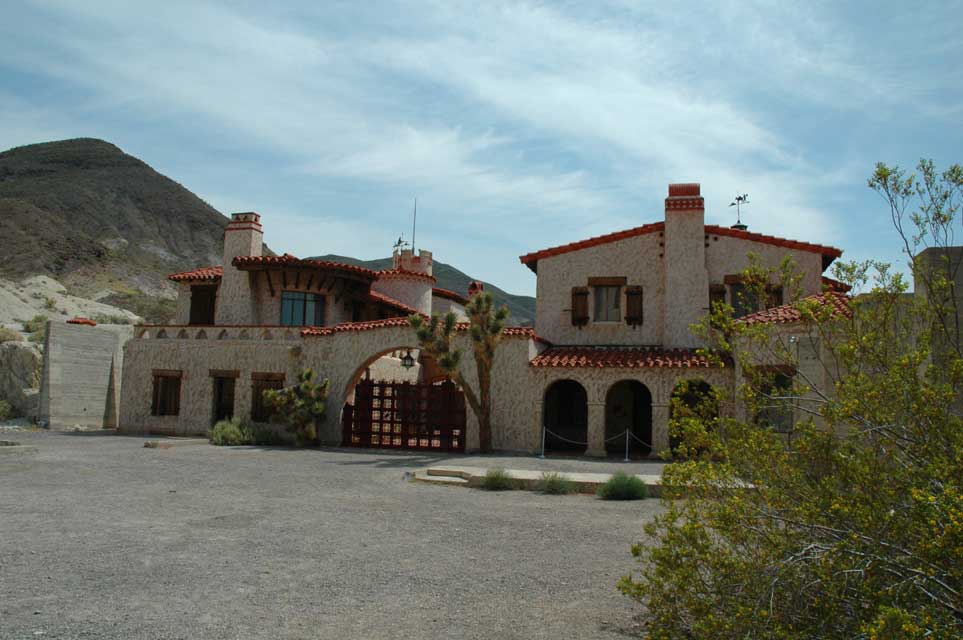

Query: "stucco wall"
left=373, top=277, right=432, bottom=315
left=534, top=227, right=828, bottom=348
left=534, top=232, right=666, bottom=346
left=705, top=234, right=824, bottom=300
left=431, top=296, right=467, bottom=320
left=41, top=322, right=134, bottom=429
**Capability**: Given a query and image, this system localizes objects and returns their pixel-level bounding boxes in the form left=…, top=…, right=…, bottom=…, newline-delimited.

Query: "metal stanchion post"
left=539, top=424, right=546, bottom=459
left=624, top=429, right=630, bottom=462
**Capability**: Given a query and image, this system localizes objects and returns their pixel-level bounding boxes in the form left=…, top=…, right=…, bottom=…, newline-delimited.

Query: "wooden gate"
left=343, top=379, right=466, bottom=452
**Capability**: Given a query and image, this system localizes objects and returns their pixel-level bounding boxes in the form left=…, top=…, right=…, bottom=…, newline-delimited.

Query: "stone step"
left=415, top=465, right=663, bottom=497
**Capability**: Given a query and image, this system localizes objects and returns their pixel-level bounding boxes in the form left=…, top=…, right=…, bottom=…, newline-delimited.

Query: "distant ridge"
left=312, top=254, right=536, bottom=326
left=0, top=138, right=231, bottom=320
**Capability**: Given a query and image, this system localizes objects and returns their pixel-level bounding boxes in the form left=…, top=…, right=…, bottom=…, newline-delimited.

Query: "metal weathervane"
left=729, top=193, right=750, bottom=230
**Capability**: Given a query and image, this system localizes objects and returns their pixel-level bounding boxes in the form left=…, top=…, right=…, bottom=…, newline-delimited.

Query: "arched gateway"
left=338, top=340, right=467, bottom=453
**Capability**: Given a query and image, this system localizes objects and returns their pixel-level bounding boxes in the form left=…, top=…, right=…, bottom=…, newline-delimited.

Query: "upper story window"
left=280, top=291, right=325, bottom=326
left=189, top=285, right=217, bottom=325
left=725, top=277, right=783, bottom=318
left=588, top=277, right=626, bottom=323
left=594, top=285, right=621, bottom=321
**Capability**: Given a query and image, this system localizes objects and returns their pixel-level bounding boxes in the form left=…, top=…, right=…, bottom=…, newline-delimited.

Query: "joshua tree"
left=410, top=291, right=509, bottom=452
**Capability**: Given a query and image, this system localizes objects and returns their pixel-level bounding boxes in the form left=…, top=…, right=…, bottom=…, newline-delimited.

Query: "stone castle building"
left=118, top=183, right=845, bottom=456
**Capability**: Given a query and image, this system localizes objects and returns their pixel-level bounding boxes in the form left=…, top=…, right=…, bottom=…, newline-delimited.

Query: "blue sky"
left=2, top=1, right=961, bottom=296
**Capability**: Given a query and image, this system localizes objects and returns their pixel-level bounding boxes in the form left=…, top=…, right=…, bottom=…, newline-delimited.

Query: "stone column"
left=586, top=401, right=606, bottom=457
left=652, top=403, right=671, bottom=453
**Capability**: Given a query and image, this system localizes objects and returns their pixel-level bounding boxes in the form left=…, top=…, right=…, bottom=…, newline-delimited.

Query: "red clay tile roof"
left=530, top=346, right=720, bottom=369
left=368, top=291, right=420, bottom=316
left=66, top=317, right=97, bottom=326
left=736, top=292, right=852, bottom=326
left=519, top=222, right=664, bottom=272
left=519, top=221, right=842, bottom=272
left=302, top=318, right=546, bottom=340
left=168, top=265, right=223, bottom=282
left=233, top=254, right=378, bottom=279
left=822, top=276, right=852, bottom=293
left=377, top=268, right=437, bottom=284
left=432, top=287, right=469, bottom=305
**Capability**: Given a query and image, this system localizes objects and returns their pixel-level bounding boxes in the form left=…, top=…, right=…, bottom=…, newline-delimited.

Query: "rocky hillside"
left=0, top=138, right=230, bottom=321
left=312, top=254, right=536, bottom=325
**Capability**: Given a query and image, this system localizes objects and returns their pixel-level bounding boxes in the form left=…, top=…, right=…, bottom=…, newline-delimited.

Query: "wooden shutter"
left=625, top=286, right=643, bottom=326
left=571, top=287, right=589, bottom=327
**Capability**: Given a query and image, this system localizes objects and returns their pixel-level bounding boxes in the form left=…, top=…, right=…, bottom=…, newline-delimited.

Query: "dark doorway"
left=189, top=285, right=217, bottom=325
left=542, top=380, right=588, bottom=454
left=212, top=377, right=236, bottom=424
left=605, top=381, right=653, bottom=457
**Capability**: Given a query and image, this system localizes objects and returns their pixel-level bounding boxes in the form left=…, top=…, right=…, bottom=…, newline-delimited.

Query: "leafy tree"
left=262, top=368, right=329, bottom=446
left=620, top=160, right=963, bottom=639
left=409, top=291, right=509, bottom=452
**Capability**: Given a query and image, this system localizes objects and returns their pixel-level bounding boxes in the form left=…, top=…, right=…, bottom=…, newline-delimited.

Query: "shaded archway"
left=605, top=380, right=653, bottom=457
left=339, top=346, right=466, bottom=452
left=669, top=379, right=719, bottom=454
left=542, top=379, right=588, bottom=454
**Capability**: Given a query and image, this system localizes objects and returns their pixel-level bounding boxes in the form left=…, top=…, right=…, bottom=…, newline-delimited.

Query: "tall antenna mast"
left=728, top=193, right=750, bottom=231
left=411, top=197, right=417, bottom=252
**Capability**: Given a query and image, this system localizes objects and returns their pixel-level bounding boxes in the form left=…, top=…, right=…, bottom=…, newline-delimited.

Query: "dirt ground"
left=0, top=431, right=663, bottom=639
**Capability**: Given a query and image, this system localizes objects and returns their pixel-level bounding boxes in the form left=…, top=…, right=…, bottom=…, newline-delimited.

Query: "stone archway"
left=339, top=345, right=466, bottom=452
left=605, top=380, right=653, bottom=457
left=542, top=379, right=588, bottom=454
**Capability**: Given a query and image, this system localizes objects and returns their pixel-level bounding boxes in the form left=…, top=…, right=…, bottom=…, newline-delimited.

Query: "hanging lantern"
left=400, top=350, right=416, bottom=369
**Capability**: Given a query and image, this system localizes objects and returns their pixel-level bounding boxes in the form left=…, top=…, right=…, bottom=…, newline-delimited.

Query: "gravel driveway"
left=0, top=431, right=661, bottom=639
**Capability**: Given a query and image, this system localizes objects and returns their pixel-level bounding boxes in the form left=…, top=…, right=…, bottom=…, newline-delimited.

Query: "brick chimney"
left=663, top=184, right=708, bottom=348
left=467, top=280, right=484, bottom=298
left=215, top=212, right=263, bottom=324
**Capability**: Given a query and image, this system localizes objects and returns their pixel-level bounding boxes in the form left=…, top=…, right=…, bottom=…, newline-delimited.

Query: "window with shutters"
left=251, top=373, right=285, bottom=423
left=571, top=287, right=589, bottom=327
left=625, top=286, right=643, bottom=326
left=151, top=370, right=182, bottom=416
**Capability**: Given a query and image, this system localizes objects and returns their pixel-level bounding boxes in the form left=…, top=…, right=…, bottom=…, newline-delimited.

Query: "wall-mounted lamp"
left=400, top=350, right=416, bottom=369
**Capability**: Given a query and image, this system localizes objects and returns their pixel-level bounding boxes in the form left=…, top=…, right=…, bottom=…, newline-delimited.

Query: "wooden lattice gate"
left=343, top=379, right=467, bottom=452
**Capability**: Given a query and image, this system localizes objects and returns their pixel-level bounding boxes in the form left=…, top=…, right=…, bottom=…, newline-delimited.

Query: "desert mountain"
left=0, top=138, right=230, bottom=320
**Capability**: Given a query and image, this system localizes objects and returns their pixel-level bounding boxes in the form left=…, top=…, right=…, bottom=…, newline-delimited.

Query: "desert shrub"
left=100, top=292, right=174, bottom=324
left=262, top=369, right=328, bottom=446
left=209, top=417, right=254, bottom=446
left=23, top=315, right=47, bottom=344
left=43, top=297, right=56, bottom=311
left=90, top=313, right=131, bottom=325
left=481, top=468, right=516, bottom=491
left=538, top=471, right=577, bottom=495
left=0, top=327, right=23, bottom=343
left=0, top=400, right=12, bottom=421
left=597, top=472, right=647, bottom=500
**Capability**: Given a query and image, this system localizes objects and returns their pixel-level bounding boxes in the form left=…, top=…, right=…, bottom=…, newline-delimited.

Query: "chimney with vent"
left=663, top=184, right=709, bottom=348
left=215, top=212, right=263, bottom=325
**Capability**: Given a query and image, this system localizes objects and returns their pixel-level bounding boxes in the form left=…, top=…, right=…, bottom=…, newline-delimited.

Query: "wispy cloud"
left=1, top=0, right=960, bottom=292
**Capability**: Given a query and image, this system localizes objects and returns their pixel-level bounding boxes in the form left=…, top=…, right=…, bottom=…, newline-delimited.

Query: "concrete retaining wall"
left=39, top=322, right=133, bottom=429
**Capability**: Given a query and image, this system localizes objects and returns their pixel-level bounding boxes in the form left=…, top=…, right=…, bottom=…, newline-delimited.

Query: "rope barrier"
left=538, top=424, right=654, bottom=461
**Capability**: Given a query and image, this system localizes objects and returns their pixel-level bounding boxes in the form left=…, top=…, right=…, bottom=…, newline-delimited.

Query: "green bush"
left=538, top=471, right=577, bottom=495
left=23, top=315, right=47, bottom=344
left=0, top=327, right=22, bottom=343
left=90, top=313, right=131, bottom=325
left=262, top=369, right=328, bottom=446
left=209, top=417, right=254, bottom=446
left=0, top=400, right=12, bottom=421
left=597, top=472, right=647, bottom=500
left=481, top=468, right=517, bottom=491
